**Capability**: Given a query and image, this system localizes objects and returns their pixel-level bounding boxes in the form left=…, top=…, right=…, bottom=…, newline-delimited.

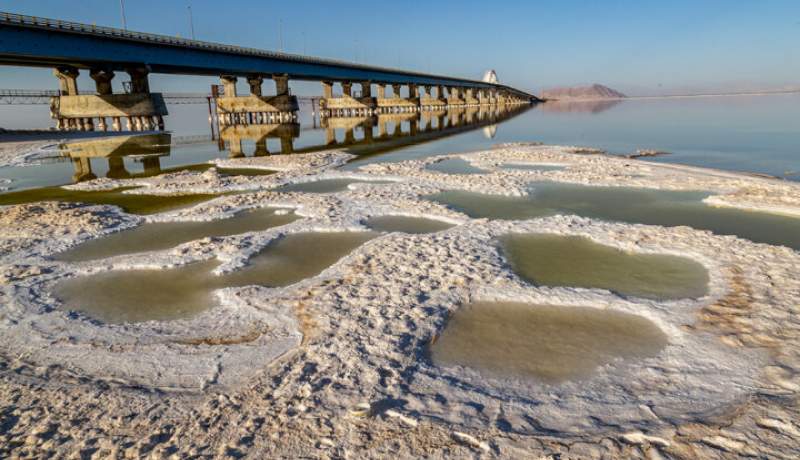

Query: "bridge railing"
left=0, top=89, right=60, bottom=97
left=0, top=11, right=497, bottom=87
left=0, top=89, right=214, bottom=104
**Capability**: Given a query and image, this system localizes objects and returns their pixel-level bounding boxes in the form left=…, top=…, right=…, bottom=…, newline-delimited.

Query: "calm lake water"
left=0, top=94, right=798, bottom=193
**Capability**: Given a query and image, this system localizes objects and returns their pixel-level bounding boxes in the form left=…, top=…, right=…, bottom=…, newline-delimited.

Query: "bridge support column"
left=90, top=69, right=115, bottom=131
left=128, top=67, right=151, bottom=93
left=274, top=74, right=290, bottom=96
left=465, top=88, right=480, bottom=106
left=54, top=66, right=80, bottom=96
left=216, top=74, right=299, bottom=126
left=407, top=84, right=421, bottom=112
left=420, top=85, right=447, bottom=111
left=247, top=75, right=263, bottom=96
left=375, top=83, right=418, bottom=114
left=90, top=69, right=114, bottom=96
left=51, top=65, right=168, bottom=133
left=221, top=76, right=238, bottom=97
left=319, top=80, right=376, bottom=118
left=448, top=87, right=465, bottom=107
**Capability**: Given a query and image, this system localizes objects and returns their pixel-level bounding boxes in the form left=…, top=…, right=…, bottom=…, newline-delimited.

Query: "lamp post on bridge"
left=188, top=5, right=195, bottom=40
left=119, top=0, right=127, bottom=30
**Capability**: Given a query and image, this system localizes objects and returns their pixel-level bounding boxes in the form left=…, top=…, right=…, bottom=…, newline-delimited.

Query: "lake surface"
left=1, top=94, right=798, bottom=195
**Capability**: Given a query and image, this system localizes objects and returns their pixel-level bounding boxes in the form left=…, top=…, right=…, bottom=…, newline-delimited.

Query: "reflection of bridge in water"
left=217, top=104, right=530, bottom=158
left=62, top=133, right=172, bottom=182
left=58, top=104, right=529, bottom=183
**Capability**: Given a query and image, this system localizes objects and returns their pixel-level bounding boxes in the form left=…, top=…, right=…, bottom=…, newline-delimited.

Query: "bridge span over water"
left=0, top=12, right=539, bottom=132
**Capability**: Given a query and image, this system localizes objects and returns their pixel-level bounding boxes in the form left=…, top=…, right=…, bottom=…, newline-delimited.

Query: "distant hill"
left=541, top=84, right=626, bottom=100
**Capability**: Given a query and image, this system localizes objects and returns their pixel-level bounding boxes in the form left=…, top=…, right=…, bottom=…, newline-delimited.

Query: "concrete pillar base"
left=52, top=94, right=168, bottom=132
left=216, top=95, right=299, bottom=126
left=318, top=96, right=377, bottom=118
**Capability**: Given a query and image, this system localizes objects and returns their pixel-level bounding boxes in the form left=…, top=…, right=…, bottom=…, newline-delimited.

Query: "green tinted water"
left=217, top=167, right=277, bottom=177
left=501, top=234, right=709, bottom=300
left=53, top=231, right=376, bottom=323
left=427, top=182, right=800, bottom=249
left=430, top=301, right=668, bottom=383
left=364, top=215, right=454, bottom=234
left=56, top=207, right=298, bottom=262
left=0, top=186, right=218, bottom=215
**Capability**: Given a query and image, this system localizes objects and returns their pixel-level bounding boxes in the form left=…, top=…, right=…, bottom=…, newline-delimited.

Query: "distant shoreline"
left=545, top=89, right=800, bottom=102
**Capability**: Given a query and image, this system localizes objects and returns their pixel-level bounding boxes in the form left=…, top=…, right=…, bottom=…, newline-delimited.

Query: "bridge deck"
left=0, top=12, right=537, bottom=100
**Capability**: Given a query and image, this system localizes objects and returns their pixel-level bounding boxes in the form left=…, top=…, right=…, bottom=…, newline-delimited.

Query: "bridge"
left=0, top=12, right=539, bottom=132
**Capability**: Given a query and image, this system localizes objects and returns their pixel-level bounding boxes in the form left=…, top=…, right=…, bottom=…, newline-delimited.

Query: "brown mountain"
left=541, top=84, right=626, bottom=100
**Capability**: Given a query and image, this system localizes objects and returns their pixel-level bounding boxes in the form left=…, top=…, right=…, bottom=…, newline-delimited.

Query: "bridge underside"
left=0, top=13, right=539, bottom=130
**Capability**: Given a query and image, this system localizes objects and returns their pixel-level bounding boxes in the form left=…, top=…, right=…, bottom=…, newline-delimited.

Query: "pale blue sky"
left=1, top=0, right=798, bottom=95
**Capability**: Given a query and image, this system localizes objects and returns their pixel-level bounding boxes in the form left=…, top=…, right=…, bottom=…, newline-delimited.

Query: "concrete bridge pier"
left=319, top=80, right=376, bottom=118
left=465, top=88, right=480, bottom=107
left=447, top=86, right=466, bottom=108
left=420, top=85, right=447, bottom=111
left=375, top=83, right=419, bottom=114
left=407, top=84, right=421, bottom=111
left=216, top=74, right=299, bottom=126
left=477, top=89, right=490, bottom=106
left=50, top=66, right=168, bottom=132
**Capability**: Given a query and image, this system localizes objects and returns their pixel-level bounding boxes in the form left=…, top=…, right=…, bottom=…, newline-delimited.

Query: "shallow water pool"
left=363, top=215, right=454, bottom=234
left=427, top=181, right=800, bottom=249
left=54, top=231, right=376, bottom=323
left=0, top=186, right=218, bottom=215
left=501, top=233, right=709, bottom=300
left=56, top=207, right=299, bottom=262
left=430, top=301, right=668, bottom=383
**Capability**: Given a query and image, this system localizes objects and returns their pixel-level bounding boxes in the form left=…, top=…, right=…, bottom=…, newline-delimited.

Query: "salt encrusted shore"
left=1, top=145, right=799, bottom=458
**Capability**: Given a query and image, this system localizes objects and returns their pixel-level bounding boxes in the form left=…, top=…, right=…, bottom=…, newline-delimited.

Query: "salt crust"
left=1, top=144, right=799, bottom=457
